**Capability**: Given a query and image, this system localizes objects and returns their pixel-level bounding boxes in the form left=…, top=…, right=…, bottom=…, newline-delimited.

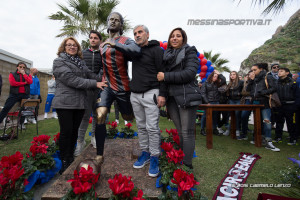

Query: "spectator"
left=216, top=73, right=229, bottom=135
left=247, top=63, right=280, bottom=152
left=52, top=36, right=107, bottom=173
left=268, top=63, right=279, bottom=128
left=74, top=30, right=103, bottom=156
left=44, top=75, right=57, bottom=119
left=239, top=70, right=254, bottom=140
left=274, top=67, right=297, bottom=145
left=28, top=68, right=40, bottom=124
left=157, top=27, right=201, bottom=169
left=200, top=70, right=225, bottom=136
left=226, top=71, right=243, bottom=136
left=0, top=62, right=33, bottom=129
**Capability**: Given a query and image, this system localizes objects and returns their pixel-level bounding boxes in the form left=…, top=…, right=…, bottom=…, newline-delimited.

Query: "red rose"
left=172, top=135, right=180, bottom=146
left=171, top=169, right=199, bottom=197
left=108, top=174, right=134, bottom=198
left=125, top=122, right=132, bottom=128
left=31, top=135, right=51, bottom=145
left=161, top=142, right=173, bottom=152
left=166, top=149, right=184, bottom=164
left=53, top=132, right=60, bottom=143
left=133, top=189, right=146, bottom=200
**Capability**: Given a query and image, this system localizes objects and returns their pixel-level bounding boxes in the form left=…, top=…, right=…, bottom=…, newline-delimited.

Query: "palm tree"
left=235, top=0, right=293, bottom=15
left=49, top=0, right=130, bottom=48
left=203, top=50, right=231, bottom=73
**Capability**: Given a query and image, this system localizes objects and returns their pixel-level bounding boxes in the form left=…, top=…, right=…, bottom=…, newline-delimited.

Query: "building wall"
left=0, top=49, right=52, bottom=115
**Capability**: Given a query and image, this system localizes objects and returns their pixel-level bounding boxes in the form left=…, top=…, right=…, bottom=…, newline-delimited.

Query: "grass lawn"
left=0, top=112, right=299, bottom=199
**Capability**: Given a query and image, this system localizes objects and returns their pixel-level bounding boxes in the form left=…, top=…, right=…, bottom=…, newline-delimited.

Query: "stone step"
left=42, top=139, right=161, bottom=199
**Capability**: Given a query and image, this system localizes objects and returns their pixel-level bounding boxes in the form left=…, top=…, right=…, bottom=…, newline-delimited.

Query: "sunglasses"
left=18, top=66, right=26, bottom=69
left=272, top=66, right=278, bottom=69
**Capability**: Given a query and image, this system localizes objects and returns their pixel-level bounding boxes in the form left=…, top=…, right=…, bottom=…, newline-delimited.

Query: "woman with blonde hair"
left=52, top=37, right=107, bottom=173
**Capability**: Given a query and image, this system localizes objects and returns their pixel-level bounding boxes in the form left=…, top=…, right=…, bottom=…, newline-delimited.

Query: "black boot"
left=200, top=129, right=206, bottom=136
left=59, top=159, right=69, bottom=175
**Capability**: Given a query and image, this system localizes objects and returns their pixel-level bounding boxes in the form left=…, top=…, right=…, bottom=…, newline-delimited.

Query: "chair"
left=17, top=99, right=40, bottom=137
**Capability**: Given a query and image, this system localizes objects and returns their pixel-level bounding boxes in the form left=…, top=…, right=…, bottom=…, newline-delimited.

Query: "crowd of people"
left=198, top=63, right=300, bottom=152
left=0, top=11, right=299, bottom=176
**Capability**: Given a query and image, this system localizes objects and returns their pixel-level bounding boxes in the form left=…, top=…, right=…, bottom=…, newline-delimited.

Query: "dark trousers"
left=56, top=109, right=85, bottom=162
left=166, top=97, right=197, bottom=166
left=0, top=93, right=29, bottom=124
left=275, top=104, right=296, bottom=141
left=241, top=99, right=252, bottom=136
left=296, top=106, right=300, bottom=140
left=217, top=111, right=229, bottom=129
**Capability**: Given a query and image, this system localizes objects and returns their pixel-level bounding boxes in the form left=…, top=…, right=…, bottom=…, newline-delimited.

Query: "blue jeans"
left=253, top=100, right=272, bottom=141
left=44, top=94, right=56, bottom=113
left=241, top=99, right=252, bottom=135
left=229, top=99, right=241, bottom=131
left=201, top=102, right=219, bottom=129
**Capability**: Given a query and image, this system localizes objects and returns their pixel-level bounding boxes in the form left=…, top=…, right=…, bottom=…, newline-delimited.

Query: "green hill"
left=240, top=9, right=300, bottom=74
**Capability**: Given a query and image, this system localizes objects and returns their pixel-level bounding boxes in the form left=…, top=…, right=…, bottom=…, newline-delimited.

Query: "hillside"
left=240, top=9, right=300, bottom=74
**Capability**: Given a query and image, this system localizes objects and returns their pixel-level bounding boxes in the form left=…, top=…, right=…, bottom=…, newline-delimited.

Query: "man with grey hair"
left=114, top=24, right=166, bottom=177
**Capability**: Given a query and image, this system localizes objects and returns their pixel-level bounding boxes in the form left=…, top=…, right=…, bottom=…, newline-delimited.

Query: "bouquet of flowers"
left=108, top=173, right=147, bottom=200
left=158, top=129, right=204, bottom=200
left=61, top=165, right=100, bottom=200
left=23, top=135, right=56, bottom=174
left=107, top=121, right=119, bottom=139
left=0, top=151, right=33, bottom=200
left=120, top=122, right=135, bottom=138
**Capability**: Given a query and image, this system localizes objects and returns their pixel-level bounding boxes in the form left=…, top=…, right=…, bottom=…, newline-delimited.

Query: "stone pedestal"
left=42, top=139, right=161, bottom=199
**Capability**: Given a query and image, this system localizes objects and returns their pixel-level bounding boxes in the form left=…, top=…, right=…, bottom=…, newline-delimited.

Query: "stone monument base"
left=42, top=139, right=161, bottom=199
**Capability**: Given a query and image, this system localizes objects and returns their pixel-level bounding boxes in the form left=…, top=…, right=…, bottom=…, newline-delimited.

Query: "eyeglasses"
left=18, top=66, right=26, bottom=69
left=65, top=44, right=78, bottom=48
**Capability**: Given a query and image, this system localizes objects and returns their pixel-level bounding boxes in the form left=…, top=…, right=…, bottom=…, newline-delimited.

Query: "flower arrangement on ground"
left=121, top=122, right=135, bottom=138
left=107, top=121, right=119, bottom=139
left=108, top=173, right=148, bottom=200
left=61, top=165, right=100, bottom=200
left=0, top=151, right=33, bottom=200
left=158, top=129, right=204, bottom=200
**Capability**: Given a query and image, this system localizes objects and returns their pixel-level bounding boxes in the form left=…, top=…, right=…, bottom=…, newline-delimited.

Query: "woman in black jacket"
left=200, top=70, right=225, bottom=136
left=246, top=63, right=280, bottom=152
left=226, top=71, right=243, bottom=136
left=157, top=27, right=201, bottom=169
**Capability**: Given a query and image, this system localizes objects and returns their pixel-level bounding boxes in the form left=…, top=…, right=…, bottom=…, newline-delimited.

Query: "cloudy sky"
left=0, top=0, right=299, bottom=73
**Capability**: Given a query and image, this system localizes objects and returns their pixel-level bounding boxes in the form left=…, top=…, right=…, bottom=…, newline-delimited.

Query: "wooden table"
left=198, top=104, right=265, bottom=149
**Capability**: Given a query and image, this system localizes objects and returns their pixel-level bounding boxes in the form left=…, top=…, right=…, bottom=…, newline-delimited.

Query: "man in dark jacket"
left=0, top=62, right=33, bottom=127
left=74, top=30, right=103, bottom=156
left=125, top=25, right=166, bottom=177
left=267, top=63, right=279, bottom=128
left=274, top=67, right=297, bottom=145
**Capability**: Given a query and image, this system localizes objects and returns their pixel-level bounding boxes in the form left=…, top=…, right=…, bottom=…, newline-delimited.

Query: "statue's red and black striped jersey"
left=100, top=36, right=131, bottom=92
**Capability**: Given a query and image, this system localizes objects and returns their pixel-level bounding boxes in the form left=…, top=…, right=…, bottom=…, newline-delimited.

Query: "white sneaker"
left=52, top=112, right=58, bottom=119
left=91, top=135, right=96, bottom=148
left=31, top=119, right=37, bottom=124
left=250, top=140, right=255, bottom=144
left=265, top=141, right=280, bottom=152
left=44, top=113, right=48, bottom=119
left=217, top=127, right=224, bottom=134
left=223, top=130, right=229, bottom=136
left=74, top=140, right=86, bottom=156
left=24, top=118, right=28, bottom=124
left=115, top=119, right=119, bottom=124
left=236, top=130, right=240, bottom=137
